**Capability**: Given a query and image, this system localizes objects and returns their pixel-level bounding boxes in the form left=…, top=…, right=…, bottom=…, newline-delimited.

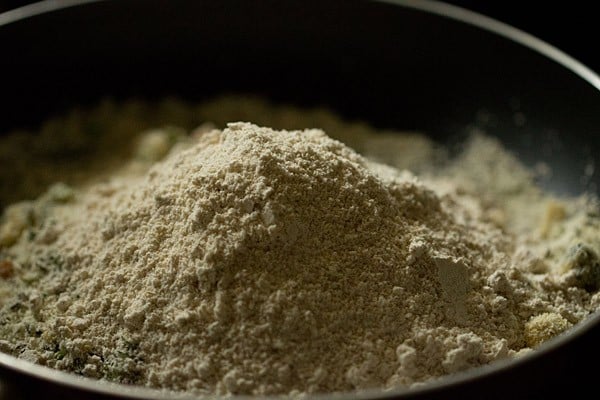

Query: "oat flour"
left=0, top=98, right=599, bottom=396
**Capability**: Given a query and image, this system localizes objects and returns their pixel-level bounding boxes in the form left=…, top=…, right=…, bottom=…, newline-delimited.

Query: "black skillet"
left=1, top=1, right=599, bottom=399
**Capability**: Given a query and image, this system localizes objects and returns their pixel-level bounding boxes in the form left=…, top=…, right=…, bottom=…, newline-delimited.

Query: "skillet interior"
left=1, top=0, right=600, bottom=399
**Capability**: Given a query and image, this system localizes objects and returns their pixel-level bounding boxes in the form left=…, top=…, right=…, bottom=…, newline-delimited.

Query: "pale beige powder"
left=0, top=99, right=599, bottom=396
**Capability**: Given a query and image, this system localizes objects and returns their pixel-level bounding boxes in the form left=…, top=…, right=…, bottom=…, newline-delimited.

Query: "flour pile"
left=1, top=101, right=599, bottom=396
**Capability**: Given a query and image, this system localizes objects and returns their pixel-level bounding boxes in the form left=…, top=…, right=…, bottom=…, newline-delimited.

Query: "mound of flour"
left=1, top=116, right=599, bottom=396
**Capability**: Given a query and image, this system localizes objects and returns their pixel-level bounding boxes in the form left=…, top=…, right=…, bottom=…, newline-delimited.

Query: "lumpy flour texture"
left=1, top=97, right=600, bottom=396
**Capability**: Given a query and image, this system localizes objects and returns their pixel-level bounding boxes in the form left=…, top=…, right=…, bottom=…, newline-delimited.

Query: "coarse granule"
left=0, top=98, right=599, bottom=396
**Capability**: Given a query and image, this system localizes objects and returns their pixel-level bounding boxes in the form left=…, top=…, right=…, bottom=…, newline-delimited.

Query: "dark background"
left=446, top=1, right=600, bottom=75
left=1, top=0, right=599, bottom=75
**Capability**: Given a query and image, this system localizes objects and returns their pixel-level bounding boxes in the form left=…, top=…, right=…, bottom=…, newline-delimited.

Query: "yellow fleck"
left=524, top=312, right=571, bottom=347
left=539, top=200, right=566, bottom=238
